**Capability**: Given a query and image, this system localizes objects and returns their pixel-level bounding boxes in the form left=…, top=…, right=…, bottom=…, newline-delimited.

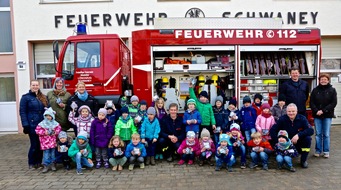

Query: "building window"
left=0, top=74, right=15, bottom=102
left=0, top=0, right=13, bottom=53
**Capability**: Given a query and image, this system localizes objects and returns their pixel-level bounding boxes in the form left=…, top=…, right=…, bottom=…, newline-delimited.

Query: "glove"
left=23, top=126, right=30, bottom=134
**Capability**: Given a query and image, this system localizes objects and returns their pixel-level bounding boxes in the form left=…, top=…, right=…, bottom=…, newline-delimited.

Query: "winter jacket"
left=66, top=93, right=98, bottom=117
left=35, top=124, right=62, bottom=150
left=19, top=90, right=46, bottom=134
left=128, top=104, right=139, bottom=118
left=125, top=142, right=147, bottom=158
left=68, top=111, right=94, bottom=138
left=215, top=145, right=234, bottom=159
left=68, top=139, right=92, bottom=161
left=160, top=115, right=186, bottom=142
left=213, top=106, right=229, bottom=132
left=247, top=138, right=274, bottom=154
left=279, top=79, right=309, bottom=115
left=240, top=106, right=257, bottom=131
left=229, top=133, right=245, bottom=147
left=196, top=139, right=216, bottom=156
left=274, top=143, right=299, bottom=157
left=47, top=90, right=72, bottom=131
left=108, top=146, right=126, bottom=159
left=189, top=88, right=216, bottom=126
left=270, top=114, right=314, bottom=144
left=226, top=108, right=241, bottom=131
left=115, top=116, right=137, bottom=141
left=183, top=109, right=202, bottom=133
left=177, top=138, right=200, bottom=156
left=156, top=107, right=167, bottom=120
left=252, top=103, right=262, bottom=116
left=106, top=109, right=121, bottom=129
left=255, top=114, right=276, bottom=140
left=141, top=118, right=160, bottom=140
left=90, top=118, right=113, bottom=148
left=271, top=104, right=287, bottom=121
left=57, top=135, right=73, bottom=152
left=310, top=83, right=337, bottom=118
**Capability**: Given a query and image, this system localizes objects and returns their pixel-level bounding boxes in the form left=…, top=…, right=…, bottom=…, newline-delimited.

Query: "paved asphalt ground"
left=0, top=125, right=340, bottom=190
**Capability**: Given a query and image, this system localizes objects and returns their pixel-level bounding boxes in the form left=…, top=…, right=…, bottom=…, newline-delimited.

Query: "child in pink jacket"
left=177, top=131, right=200, bottom=165
left=35, top=108, right=61, bottom=173
left=255, top=103, right=275, bottom=141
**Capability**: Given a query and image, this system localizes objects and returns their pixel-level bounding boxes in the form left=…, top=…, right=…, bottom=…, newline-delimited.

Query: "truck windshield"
left=76, top=42, right=101, bottom=68
left=62, top=42, right=75, bottom=76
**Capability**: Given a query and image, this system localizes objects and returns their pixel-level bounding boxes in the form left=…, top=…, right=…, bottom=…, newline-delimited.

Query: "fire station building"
left=0, top=0, right=340, bottom=132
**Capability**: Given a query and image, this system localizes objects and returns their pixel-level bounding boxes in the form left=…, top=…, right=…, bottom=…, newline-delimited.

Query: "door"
left=0, top=74, right=17, bottom=132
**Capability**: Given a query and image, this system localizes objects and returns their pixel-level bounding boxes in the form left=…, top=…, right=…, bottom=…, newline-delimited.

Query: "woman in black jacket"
left=310, top=74, right=337, bottom=158
left=19, top=80, right=49, bottom=169
left=66, top=81, right=98, bottom=136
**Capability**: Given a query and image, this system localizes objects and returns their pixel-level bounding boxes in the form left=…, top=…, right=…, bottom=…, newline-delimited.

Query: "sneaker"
left=140, top=163, right=145, bottom=169
left=29, top=165, right=35, bottom=170
left=42, top=165, right=49, bottom=173
left=289, top=166, right=296, bottom=172
left=240, top=163, right=246, bottom=169
left=301, top=161, right=309, bottom=168
left=199, top=161, right=204, bottom=166
left=188, top=160, right=194, bottom=165
left=249, top=163, right=258, bottom=169
left=262, top=164, right=268, bottom=171
left=128, top=164, right=134, bottom=171
left=208, top=160, right=214, bottom=166
left=323, top=154, right=329, bottom=158
left=150, top=157, right=156, bottom=165
left=118, top=165, right=123, bottom=171
left=314, top=153, right=320, bottom=157
left=227, top=166, right=233, bottom=172
left=51, top=164, right=57, bottom=171
left=76, top=169, right=83, bottom=175
left=104, top=161, right=110, bottom=169
left=178, top=160, right=185, bottom=165
left=96, top=161, right=101, bottom=169
left=159, top=154, right=164, bottom=160
left=155, top=154, right=160, bottom=160
left=215, top=166, right=221, bottom=171
left=112, top=165, right=118, bottom=171
left=166, top=157, right=173, bottom=162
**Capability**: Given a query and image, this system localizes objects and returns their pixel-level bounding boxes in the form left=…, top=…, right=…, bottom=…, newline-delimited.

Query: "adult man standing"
left=279, top=67, right=309, bottom=116
left=159, top=103, right=186, bottom=162
left=270, top=103, right=314, bottom=168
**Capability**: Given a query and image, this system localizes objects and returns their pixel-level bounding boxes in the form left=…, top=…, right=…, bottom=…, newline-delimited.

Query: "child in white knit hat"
left=198, top=129, right=216, bottom=166
left=177, top=131, right=200, bottom=165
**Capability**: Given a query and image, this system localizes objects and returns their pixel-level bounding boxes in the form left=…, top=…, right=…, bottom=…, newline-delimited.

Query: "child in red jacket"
left=177, top=131, right=200, bottom=165
left=247, top=132, right=273, bottom=170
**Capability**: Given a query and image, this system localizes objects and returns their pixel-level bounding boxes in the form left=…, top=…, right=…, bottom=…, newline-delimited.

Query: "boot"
left=104, top=160, right=110, bottom=169
left=63, top=160, right=71, bottom=170
left=145, top=156, right=151, bottom=166
left=150, top=157, right=155, bottom=165
left=96, top=160, right=102, bottom=169
left=42, top=165, right=49, bottom=173
left=118, top=165, right=123, bottom=171
left=51, top=163, right=57, bottom=171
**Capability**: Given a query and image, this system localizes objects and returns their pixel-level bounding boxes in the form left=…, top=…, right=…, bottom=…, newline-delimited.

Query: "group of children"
left=34, top=89, right=297, bottom=175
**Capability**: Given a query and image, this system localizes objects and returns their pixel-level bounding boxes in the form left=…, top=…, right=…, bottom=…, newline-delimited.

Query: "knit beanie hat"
left=187, top=131, right=195, bottom=138
left=215, top=95, right=224, bottom=104
left=278, top=94, right=286, bottom=102
left=147, top=107, right=156, bottom=115
left=261, top=103, right=271, bottom=110
left=199, top=91, right=208, bottom=99
left=77, top=131, right=88, bottom=140
left=58, top=131, right=67, bottom=139
left=228, top=99, right=237, bottom=107
left=277, top=130, right=289, bottom=141
left=120, top=106, right=129, bottom=114
left=230, top=123, right=240, bottom=132
left=140, top=100, right=147, bottom=106
left=219, top=133, right=230, bottom=144
left=254, top=93, right=263, bottom=101
left=78, top=105, right=91, bottom=114
left=98, top=108, right=107, bottom=116
left=130, top=95, right=139, bottom=102
left=44, top=107, right=56, bottom=120
left=187, top=98, right=196, bottom=106
left=201, top=128, right=210, bottom=138
left=243, top=96, right=251, bottom=104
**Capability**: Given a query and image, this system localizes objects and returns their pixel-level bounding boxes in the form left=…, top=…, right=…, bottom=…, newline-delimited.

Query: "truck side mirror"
left=53, top=40, right=59, bottom=60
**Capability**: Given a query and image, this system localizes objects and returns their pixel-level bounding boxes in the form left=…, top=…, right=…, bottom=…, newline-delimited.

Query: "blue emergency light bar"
left=76, top=23, right=87, bottom=35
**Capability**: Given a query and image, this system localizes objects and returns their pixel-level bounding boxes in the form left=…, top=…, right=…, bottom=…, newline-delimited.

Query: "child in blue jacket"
left=215, top=134, right=235, bottom=172
left=125, top=133, right=147, bottom=171
left=141, top=107, right=160, bottom=166
left=240, top=96, right=257, bottom=143
left=183, top=99, right=202, bottom=137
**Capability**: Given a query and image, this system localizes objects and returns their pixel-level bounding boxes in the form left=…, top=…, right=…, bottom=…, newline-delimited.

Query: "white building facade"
left=1, top=0, right=340, bottom=132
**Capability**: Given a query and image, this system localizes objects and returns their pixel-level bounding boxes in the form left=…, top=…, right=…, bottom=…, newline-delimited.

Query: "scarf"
left=53, top=89, right=66, bottom=96
left=186, top=139, right=195, bottom=146
left=277, top=141, right=291, bottom=151
left=38, top=118, right=59, bottom=134
left=76, top=138, right=88, bottom=150
left=76, top=91, right=89, bottom=102
left=120, top=115, right=131, bottom=123
left=261, top=112, right=272, bottom=118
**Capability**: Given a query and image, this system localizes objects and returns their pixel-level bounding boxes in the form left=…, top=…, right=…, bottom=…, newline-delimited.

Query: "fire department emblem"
left=185, top=8, right=205, bottom=18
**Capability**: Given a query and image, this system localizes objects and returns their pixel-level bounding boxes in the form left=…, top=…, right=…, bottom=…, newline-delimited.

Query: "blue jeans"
left=244, top=128, right=256, bottom=143
left=250, top=151, right=268, bottom=165
left=75, top=152, right=94, bottom=170
left=276, top=155, right=293, bottom=167
left=43, top=148, right=56, bottom=166
left=199, top=151, right=213, bottom=161
left=215, top=155, right=235, bottom=167
left=314, top=118, right=332, bottom=154
left=233, top=144, right=246, bottom=164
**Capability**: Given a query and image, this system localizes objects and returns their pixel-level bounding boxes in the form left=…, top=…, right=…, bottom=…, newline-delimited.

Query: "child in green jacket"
left=68, top=131, right=94, bottom=175
left=115, top=106, right=138, bottom=145
left=189, top=83, right=216, bottom=137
